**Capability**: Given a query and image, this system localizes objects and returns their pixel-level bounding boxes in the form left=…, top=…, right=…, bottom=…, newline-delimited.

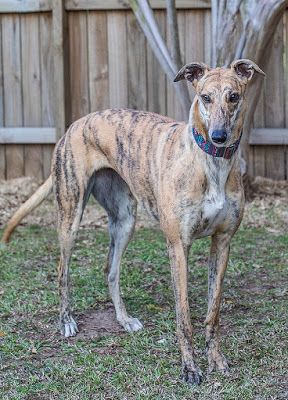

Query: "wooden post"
left=52, top=0, right=70, bottom=140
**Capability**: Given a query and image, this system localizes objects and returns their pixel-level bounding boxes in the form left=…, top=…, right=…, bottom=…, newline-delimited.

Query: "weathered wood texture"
left=2, top=15, right=24, bottom=179
left=0, top=0, right=52, bottom=13
left=0, top=128, right=56, bottom=143
left=251, top=14, right=288, bottom=180
left=0, top=7, right=287, bottom=180
left=65, top=0, right=211, bottom=11
left=0, top=11, right=54, bottom=180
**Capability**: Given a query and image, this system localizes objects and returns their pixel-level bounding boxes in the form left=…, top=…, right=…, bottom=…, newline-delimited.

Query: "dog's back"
left=53, top=109, right=187, bottom=218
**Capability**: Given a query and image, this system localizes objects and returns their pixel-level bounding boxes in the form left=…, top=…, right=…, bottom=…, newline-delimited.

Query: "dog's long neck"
left=187, top=98, right=242, bottom=194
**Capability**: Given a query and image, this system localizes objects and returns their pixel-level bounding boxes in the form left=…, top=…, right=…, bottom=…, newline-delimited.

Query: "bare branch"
left=130, top=0, right=175, bottom=76
left=129, top=0, right=190, bottom=118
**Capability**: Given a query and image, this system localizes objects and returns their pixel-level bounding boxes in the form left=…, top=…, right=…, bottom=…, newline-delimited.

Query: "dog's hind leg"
left=106, top=211, right=143, bottom=332
left=93, top=169, right=143, bottom=333
left=55, top=170, right=94, bottom=337
left=57, top=197, right=84, bottom=337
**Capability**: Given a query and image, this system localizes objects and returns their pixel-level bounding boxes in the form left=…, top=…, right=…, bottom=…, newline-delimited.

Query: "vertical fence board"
left=87, top=11, right=109, bottom=112
left=167, top=11, right=186, bottom=121
left=21, top=14, right=43, bottom=180
left=253, top=85, right=265, bottom=177
left=2, top=15, right=24, bottom=179
left=204, top=10, right=211, bottom=65
left=53, top=0, right=70, bottom=135
left=0, top=17, right=5, bottom=178
left=107, top=11, right=128, bottom=108
left=147, top=11, right=166, bottom=116
left=185, top=10, right=204, bottom=104
left=40, top=13, right=54, bottom=126
left=0, top=152, right=5, bottom=179
left=69, top=11, right=89, bottom=121
left=42, top=145, right=53, bottom=178
left=178, top=11, right=187, bottom=121
left=127, top=12, right=147, bottom=111
left=0, top=151, right=4, bottom=179
left=264, top=19, right=285, bottom=180
left=40, top=12, right=54, bottom=178
left=21, top=15, right=42, bottom=126
left=252, top=21, right=275, bottom=179
left=2, top=16, right=23, bottom=125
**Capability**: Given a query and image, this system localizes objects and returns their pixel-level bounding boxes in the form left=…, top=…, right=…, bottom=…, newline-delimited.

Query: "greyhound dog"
left=2, top=59, right=264, bottom=385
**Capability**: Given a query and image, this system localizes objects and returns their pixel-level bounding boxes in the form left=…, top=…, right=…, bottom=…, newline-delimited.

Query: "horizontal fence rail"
left=65, top=0, right=211, bottom=10
left=0, top=128, right=56, bottom=143
left=0, top=0, right=52, bottom=13
left=0, top=0, right=211, bottom=13
left=250, top=129, right=288, bottom=145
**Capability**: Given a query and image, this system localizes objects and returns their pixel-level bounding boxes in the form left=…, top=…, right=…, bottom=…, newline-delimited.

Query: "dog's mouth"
left=211, top=138, right=227, bottom=146
left=209, top=134, right=228, bottom=147
left=208, top=128, right=237, bottom=147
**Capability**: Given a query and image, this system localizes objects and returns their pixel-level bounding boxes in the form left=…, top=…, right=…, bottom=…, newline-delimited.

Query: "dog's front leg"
left=167, top=240, right=203, bottom=385
left=205, top=232, right=231, bottom=374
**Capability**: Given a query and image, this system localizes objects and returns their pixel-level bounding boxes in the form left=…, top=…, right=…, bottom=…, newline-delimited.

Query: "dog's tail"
left=1, top=175, right=53, bottom=244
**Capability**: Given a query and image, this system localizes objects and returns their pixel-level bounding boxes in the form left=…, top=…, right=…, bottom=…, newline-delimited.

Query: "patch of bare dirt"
left=21, top=306, right=125, bottom=343
left=0, top=307, right=124, bottom=379
left=74, top=307, right=124, bottom=340
left=1, top=176, right=287, bottom=233
left=2, top=306, right=125, bottom=366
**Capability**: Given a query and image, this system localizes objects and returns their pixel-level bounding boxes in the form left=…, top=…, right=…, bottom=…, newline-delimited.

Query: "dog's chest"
left=178, top=187, right=228, bottom=242
left=180, top=162, right=231, bottom=240
left=198, top=190, right=227, bottom=236
left=200, top=165, right=231, bottom=236
left=202, top=191, right=225, bottom=221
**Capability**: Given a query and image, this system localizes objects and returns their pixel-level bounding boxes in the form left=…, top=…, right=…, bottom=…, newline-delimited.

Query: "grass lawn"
left=0, top=224, right=287, bottom=399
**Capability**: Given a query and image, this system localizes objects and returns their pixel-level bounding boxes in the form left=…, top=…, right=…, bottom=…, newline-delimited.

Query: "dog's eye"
left=201, top=94, right=211, bottom=104
left=229, top=93, right=240, bottom=103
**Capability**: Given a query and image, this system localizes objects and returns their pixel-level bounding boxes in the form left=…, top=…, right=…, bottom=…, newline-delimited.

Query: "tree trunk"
left=130, top=0, right=288, bottom=176
left=212, top=0, right=288, bottom=174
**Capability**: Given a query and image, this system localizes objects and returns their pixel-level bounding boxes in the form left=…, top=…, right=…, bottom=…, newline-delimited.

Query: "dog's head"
left=174, top=59, right=265, bottom=146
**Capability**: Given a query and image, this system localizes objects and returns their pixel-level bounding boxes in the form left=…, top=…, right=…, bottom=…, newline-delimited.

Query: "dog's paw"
left=181, top=361, right=203, bottom=385
left=207, top=350, right=230, bottom=375
left=120, top=317, right=143, bottom=333
left=60, top=316, right=79, bottom=338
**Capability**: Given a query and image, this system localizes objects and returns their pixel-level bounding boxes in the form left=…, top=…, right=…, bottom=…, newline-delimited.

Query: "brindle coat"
left=2, top=59, right=265, bottom=385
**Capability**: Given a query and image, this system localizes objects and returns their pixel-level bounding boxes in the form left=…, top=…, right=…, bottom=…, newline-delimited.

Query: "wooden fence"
left=0, top=0, right=287, bottom=180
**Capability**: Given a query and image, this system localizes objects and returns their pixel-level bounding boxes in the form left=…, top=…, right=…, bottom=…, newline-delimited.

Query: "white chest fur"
left=202, top=190, right=225, bottom=220
left=193, top=157, right=233, bottom=239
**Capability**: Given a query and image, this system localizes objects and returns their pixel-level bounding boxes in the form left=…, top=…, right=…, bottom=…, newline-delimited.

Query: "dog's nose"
left=211, top=130, right=227, bottom=144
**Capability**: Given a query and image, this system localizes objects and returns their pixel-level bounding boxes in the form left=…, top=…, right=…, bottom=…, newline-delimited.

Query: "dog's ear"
left=174, top=62, right=210, bottom=87
left=231, top=59, right=265, bottom=82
